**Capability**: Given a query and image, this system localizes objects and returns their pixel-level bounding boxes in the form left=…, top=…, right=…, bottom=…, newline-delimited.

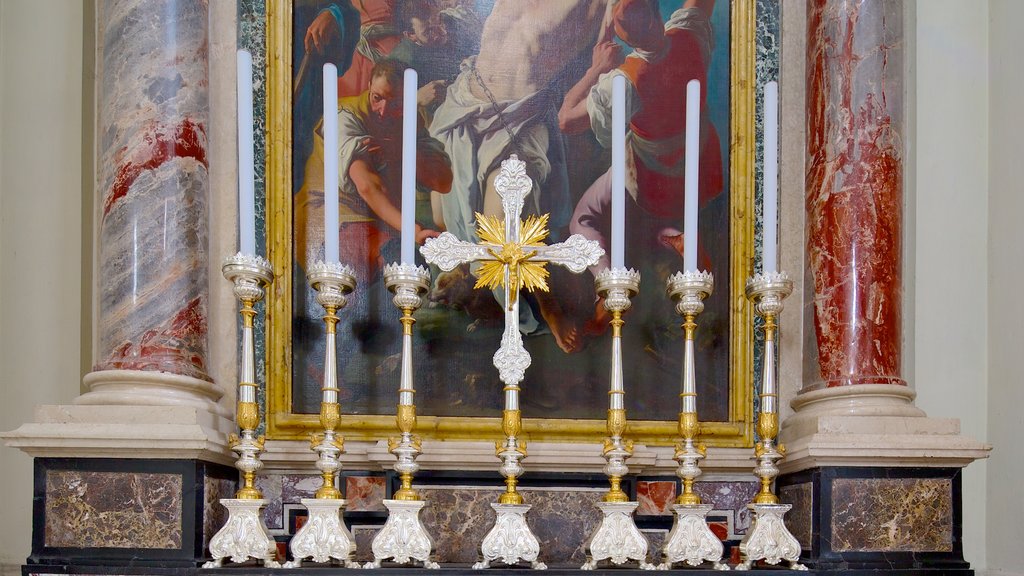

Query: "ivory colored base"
left=366, top=499, right=438, bottom=569
left=660, top=504, right=729, bottom=570
left=78, top=369, right=231, bottom=419
left=284, top=498, right=359, bottom=567
left=203, top=499, right=279, bottom=568
left=581, top=501, right=655, bottom=570
left=780, top=385, right=991, bottom=473
left=2, top=404, right=235, bottom=465
left=473, top=503, right=547, bottom=570
left=735, top=504, right=806, bottom=571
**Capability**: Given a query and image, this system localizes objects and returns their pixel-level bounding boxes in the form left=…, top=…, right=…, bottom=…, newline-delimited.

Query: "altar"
left=0, top=0, right=995, bottom=574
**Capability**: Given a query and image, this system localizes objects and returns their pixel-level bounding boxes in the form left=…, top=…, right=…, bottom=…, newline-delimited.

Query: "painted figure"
left=294, top=59, right=453, bottom=282
left=558, top=0, right=722, bottom=329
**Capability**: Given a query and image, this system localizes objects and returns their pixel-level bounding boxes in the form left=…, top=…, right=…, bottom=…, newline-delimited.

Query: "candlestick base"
left=203, top=499, right=279, bottom=568
left=283, top=498, right=359, bottom=568
left=581, top=501, right=655, bottom=570
left=735, top=504, right=806, bottom=571
left=473, top=503, right=546, bottom=570
left=659, top=504, right=728, bottom=570
left=365, top=499, right=438, bottom=569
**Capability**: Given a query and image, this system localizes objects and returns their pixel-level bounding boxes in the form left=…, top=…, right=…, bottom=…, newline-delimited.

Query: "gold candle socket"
left=666, top=270, right=713, bottom=506
left=307, top=261, right=357, bottom=500
left=222, top=253, right=274, bottom=500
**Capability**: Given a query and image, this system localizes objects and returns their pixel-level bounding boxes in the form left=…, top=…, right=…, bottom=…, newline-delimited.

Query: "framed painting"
left=265, top=0, right=757, bottom=447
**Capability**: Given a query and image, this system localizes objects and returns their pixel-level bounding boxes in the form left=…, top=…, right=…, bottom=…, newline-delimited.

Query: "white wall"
left=912, top=0, right=989, bottom=570
left=0, top=0, right=87, bottom=567
left=985, top=1, right=1024, bottom=574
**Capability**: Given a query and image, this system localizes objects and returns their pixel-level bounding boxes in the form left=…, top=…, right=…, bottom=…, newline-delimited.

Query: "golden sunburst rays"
left=473, top=212, right=551, bottom=309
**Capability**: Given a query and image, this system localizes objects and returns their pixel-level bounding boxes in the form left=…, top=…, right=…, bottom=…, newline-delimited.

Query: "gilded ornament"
left=502, top=409, right=522, bottom=438
left=396, top=404, right=417, bottom=434
left=237, top=401, right=259, bottom=431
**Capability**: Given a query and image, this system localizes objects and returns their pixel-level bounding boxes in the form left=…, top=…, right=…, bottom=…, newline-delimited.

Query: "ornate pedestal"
left=660, top=504, right=728, bottom=570
left=736, top=504, right=806, bottom=571
left=284, top=498, right=358, bottom=568
left=582, top=501, right=655, bottom=570
left=366, top=499, right=438, bottom=568
left=203, top=499, right=279, bottom=568
left=473, top=503, right=547, bottom=570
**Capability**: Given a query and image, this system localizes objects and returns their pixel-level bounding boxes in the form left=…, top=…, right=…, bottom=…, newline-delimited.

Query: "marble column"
left=778, top=0, right=988, bottom=481
left=805, top=0, right=905, bottom=392
left=76, top=0, right=227, bottom=418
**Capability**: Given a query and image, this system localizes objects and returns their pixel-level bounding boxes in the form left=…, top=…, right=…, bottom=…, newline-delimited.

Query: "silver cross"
left=421, top=155, right=603, bottom=392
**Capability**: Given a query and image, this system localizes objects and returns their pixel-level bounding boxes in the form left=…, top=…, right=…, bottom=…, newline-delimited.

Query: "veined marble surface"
left=805, top=0, right=905, bottom=389
left=95, top=0, right=211, bottom=382
left=45, top=470, right=182, bottom=549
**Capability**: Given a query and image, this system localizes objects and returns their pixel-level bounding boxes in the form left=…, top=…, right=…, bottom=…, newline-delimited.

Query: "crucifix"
left=421, top=155, right=603, bottom=569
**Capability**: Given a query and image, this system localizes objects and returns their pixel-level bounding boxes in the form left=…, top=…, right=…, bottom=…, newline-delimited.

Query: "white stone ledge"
left=1, top=404, right=236, bottom=466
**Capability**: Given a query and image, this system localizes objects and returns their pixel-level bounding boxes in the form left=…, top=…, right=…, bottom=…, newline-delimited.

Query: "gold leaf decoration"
left=470, top=212, right=552, bottom=307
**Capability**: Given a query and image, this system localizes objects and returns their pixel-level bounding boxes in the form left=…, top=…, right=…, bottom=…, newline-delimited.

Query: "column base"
left=2, top=404, right=235, bottom=465
left=777, top=466, right=971, bottom=570
left=780, top=385, right=990, bottom=472
left=78, top=369, right=230, bottom=419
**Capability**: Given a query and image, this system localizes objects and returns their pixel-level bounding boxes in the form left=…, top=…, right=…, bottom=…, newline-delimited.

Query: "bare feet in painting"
left=541, top=304, right=584, bottom=353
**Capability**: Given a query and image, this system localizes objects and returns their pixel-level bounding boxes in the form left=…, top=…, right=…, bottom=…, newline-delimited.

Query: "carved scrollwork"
left=533, top=234, right=604, bottom=273
left=420, top=232, right=491, bottom=272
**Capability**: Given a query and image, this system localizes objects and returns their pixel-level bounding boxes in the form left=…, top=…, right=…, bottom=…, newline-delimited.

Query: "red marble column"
left=805, top=0, right=905, bottom=389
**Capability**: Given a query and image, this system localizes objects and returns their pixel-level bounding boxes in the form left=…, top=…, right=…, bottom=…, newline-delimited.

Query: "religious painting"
left=266, top=0, right=757, bottom=446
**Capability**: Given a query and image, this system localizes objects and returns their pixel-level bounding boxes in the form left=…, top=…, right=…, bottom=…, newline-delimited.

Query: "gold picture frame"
left=265, top=0, right=757, bottom=447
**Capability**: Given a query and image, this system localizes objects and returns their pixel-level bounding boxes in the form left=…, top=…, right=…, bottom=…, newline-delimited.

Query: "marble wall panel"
left=203, top=476, right=237, bottom=549
left=346, top=476, right=387, bottom=512
left=779, top=481, right=812, bottom=549
left=637, top=480, right=677, bottom=516
left=693, top=480, right=759, bottom=534
left=419, top=486, right=605, bottom=566
left=831, top=478, right=953, bottom=552
left=44, top=470, right=182, bottom=549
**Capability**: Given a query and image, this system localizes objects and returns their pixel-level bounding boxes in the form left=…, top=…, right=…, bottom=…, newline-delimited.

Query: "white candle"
left=401, top=68, right=418, bottom=265
left=236, top=50, right=256, bottom=255
left=683, top=79, right=701, bottom=272
left=611, top=74, right=626, bottom=270
left=763, top=81, right=779, bottom=274
left=323, top=63, right=340, bottom=263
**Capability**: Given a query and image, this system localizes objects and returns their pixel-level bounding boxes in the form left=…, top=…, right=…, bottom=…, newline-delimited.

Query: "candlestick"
left=611, top=74, right=626, bottom=269
left=366, top=263, right=439, bottom=569
left=323, top=64, right=340, bottom=263
left=683, top=79, right=700, bottom=272
left=738, top=270, right=804, bottom=571
left=581, top=267, right=654, bottom=571
left=401, top=68, right=418, bottom=265
left=204, top=253, right=277, bottom=568
left=659, top=269, right=726, bottom=571
left=236, top=50, right=256, bottom=256
left=763, top=81, right=779, bottom=274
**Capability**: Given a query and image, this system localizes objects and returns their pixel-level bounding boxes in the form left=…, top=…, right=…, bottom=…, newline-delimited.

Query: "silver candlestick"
left=581, top=268, right=655, bottom=571
left=204, top=253, right=279, bottom=568
left=660, top=270, right=728, bottom=570
left=285, top=260, right=359, bottom=568
left=736, top=271, right=805, bottom=571
left=365, top=263, right=439, bottom=569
